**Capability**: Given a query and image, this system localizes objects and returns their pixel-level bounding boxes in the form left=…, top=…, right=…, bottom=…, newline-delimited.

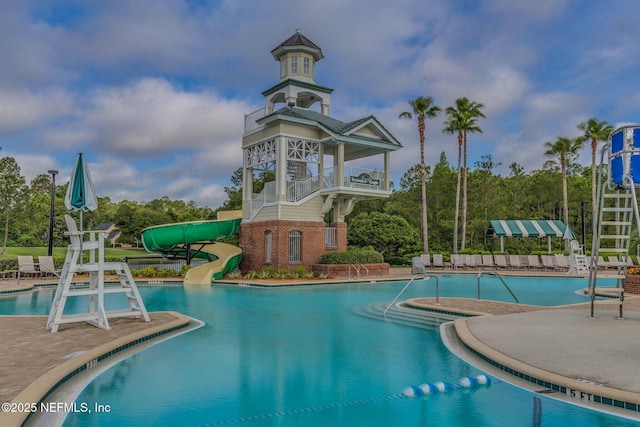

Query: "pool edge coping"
left=1, top=311, right=193, bottom=427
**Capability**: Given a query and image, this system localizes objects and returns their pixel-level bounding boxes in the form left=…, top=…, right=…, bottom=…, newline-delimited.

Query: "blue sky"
left=3, top=0, right=640, bottom=208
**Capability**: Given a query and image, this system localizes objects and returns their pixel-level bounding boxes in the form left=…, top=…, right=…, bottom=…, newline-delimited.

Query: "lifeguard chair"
left=46, top=215, right=149, bottom=332
left=588, top=125, right=640, bottom=317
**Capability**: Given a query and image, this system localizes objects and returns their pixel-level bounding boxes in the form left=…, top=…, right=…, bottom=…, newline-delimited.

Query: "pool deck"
left=2, top=271, right=640, bottom=424
left=0, top=279, right=194, bottom=427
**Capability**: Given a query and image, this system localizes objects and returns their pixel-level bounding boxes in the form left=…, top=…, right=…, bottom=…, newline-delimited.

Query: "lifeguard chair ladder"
left=588, top=125, right=640, bottom=318
left=46, top=215, right=150, bottom=333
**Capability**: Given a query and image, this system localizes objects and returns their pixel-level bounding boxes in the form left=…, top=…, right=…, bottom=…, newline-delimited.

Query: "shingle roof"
left=276, top=29, right=320, bottom=50
left=267, top=107, right=401, bottom=148
left=271, top=29, right=323, bottom=61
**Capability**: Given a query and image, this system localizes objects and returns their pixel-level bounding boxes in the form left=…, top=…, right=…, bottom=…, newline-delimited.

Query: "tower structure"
left=239, top=30, right=402, bottom=272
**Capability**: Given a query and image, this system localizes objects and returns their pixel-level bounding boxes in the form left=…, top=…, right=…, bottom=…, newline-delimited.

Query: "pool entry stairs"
left=588, top=125, right=640, bottom=318
left=47, top=215, right=150, bottom=333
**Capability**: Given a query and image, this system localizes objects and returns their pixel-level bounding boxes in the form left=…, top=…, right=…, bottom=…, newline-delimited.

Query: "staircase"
left=588, top=127, right=640, bottom=318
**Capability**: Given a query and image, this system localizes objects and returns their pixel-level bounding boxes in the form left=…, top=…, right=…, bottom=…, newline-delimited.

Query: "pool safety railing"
left=349, top=264, right=369, bottom=279
left=384, top=274, right=440, bottom=316
left=477, top=271, right=519, bottom=303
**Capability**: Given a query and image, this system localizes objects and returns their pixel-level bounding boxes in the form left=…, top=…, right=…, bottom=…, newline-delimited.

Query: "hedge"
left=318, top=248, right=384, bottom=265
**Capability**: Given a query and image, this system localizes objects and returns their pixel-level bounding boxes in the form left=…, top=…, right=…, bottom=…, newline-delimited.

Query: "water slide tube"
left=140, top=210, right=242, bottom=285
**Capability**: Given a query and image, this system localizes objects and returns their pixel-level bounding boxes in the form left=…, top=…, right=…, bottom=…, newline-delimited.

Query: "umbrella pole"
left=79, top=210, right=84, bottom=264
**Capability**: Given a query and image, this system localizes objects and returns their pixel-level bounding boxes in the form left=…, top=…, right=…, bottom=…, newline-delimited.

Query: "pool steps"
left=354, top=302, right=460, bottom=329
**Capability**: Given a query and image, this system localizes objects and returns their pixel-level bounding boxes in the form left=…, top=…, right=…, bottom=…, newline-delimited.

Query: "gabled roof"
left=260, top=107, right=402, bottom=152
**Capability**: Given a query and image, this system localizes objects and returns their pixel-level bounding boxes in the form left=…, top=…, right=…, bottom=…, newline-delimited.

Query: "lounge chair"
left=474, top=254, right=483, bottom=268
left=607, top=255, right=626, bottom=269
left=481, top=254, right=495, bottom=269
left=17, top=256, right=40, bottom=281
left=625, top=255, right=636, bottom=267
left=465, top=254, right=477, bottom=269
left=451, top=254, right=464, bottom=270
left=555, top=254, right=570, bottom=271
left=494, top=254, right=508, bottom=269
left=432, top=254, right=446, bottom=269
left=541, top=255, right=557, bottom=270
left=527, top=255, right=542, bottom=270
left=508, top=254, right=523, bottom=269
left=38, top=256, right=60, bottom=277
left=420, top=254, right=431, bottom=269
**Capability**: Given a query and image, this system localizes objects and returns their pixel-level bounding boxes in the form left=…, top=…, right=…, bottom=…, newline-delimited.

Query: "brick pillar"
left=332, top=222, right=348, bottom=252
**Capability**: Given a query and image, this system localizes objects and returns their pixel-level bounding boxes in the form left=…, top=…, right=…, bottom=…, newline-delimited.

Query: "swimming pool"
left=2, top=275, right=637, bottom=426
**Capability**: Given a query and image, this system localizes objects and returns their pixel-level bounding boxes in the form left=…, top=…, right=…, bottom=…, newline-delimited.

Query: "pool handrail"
left=477, top=271, right=519, bottom=303
left=384, top=274, right=439, bottom=316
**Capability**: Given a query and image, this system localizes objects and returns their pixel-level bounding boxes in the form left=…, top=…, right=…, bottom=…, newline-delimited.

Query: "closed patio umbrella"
left=64, top=152, right=98, bottom=231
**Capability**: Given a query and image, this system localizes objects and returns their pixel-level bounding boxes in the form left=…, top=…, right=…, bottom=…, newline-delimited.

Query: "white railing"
left=325, top=227, right=337, bottom=248
left=244, top=107, right=269, bottom=133
left=322, top=166, right=386, bottom=191
left=287, top=176, right=320, bottom=202
left=251, top=181, right=277, bottom=215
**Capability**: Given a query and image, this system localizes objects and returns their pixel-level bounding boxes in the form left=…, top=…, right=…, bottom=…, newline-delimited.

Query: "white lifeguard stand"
left=568, top=240, right=588, bottom=275
left=588, top=125, right=640, bottom=318
left=46, top=215, right=149, bottom=333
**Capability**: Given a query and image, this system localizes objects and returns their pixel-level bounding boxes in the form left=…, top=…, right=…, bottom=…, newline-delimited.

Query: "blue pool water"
left=1, top=276, right=637, bottom=427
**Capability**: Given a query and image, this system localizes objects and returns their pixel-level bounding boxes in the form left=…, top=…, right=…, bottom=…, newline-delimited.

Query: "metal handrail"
left=348, top=264, right=369, bottom=279
left=477, top=271, right=518, bottom=303
left=384, top=274, right=439, bottom=316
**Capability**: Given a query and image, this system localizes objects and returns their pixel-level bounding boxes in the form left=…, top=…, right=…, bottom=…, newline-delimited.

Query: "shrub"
left=319, top=248, right=384, bottom=265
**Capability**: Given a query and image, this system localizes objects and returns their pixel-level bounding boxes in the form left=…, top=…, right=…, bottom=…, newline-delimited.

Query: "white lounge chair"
left=541, top=255, right=557, bottom=270
left=508, top=254, right=523, bottom=269
left=481, top=254, right=495, bottom=269
left=18, top=256, right=40, bottom=281
left=465, top=254, right=477, bottom=269
left=420, top=254, right=431, bottom=269
left=451, top=254, right=464, bottom=270
left=494, top=254, right=508, bottom=269
left=527, top=255, right=542, bottom=270
left=38, top=256, right=60, bottom=277
left=555, top=254, right=570, bottom=271
left=432, top=254, right=446, bottom=269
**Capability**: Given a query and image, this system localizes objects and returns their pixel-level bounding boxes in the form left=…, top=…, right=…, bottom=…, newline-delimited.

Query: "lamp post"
left=581, top=200, right=587, bottom=249
left=47, top=169, right=58, bottom=256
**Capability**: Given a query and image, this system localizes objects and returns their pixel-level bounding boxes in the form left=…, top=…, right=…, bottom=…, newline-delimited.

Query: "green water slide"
left=140, top=211, right=242, bottom=285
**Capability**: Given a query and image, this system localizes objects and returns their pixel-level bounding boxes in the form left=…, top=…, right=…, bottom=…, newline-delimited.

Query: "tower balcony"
left=244, top=107, right=269, bottom=133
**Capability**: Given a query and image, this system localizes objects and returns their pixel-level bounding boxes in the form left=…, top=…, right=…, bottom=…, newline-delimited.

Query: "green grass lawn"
left=0, top=246, right=149, bottom=261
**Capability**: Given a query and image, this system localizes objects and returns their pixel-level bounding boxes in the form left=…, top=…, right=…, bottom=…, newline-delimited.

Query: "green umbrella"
left=64, top=153, right=98, bottom=231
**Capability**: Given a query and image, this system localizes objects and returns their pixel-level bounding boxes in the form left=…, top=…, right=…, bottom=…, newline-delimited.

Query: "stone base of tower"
left=239, top=220, right=347, bottom=273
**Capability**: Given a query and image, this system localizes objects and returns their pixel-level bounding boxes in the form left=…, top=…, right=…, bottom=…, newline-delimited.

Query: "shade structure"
left=486, top=219, right=570, bottom=253
left=64, top=153, right=97, bottom=230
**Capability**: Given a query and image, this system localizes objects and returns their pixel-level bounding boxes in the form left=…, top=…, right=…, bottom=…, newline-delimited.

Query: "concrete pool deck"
left=2, top=272, right=640, bottom=424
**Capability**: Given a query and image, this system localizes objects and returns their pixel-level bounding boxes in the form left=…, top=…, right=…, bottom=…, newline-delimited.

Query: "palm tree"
left=443, top=105, right=481, bottom=253
left=399, top=96, right=441, bottom=254
left=444, top=97, right=485, bottom=250
left=544, top=136, right=585, bottom=248
left=577, top=118, right=613, bottom=213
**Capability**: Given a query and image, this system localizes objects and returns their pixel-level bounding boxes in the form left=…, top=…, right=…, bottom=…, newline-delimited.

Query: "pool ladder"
left=384, top=271, right=518, bottom=316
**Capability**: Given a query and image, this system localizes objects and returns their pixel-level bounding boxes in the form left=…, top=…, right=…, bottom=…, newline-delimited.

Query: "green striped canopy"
left=486, top=220, right=572, bottom=238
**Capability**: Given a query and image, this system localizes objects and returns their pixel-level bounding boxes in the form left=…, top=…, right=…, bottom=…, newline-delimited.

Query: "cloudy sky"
left=3, top=0, right=640, bottom=208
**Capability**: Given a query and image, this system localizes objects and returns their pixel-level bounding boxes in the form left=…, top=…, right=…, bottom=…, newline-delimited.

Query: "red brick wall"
left=624, top=275, right=640, bottom=294
left=312, top=263, right=389, bottom=278
left=240, top=220, right=341, bottom=273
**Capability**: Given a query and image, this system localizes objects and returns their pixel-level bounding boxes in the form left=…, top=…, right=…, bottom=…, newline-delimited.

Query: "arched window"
left=288, top=230, right=301, bottom=262
left=265, top=231, right=272, bottom=263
